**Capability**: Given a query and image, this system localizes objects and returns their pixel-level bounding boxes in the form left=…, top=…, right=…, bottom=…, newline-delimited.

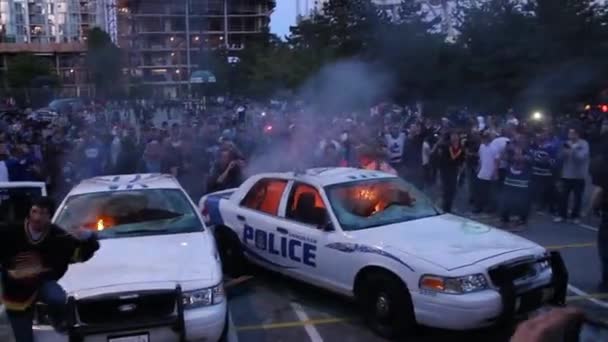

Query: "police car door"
left=236, top=178, right=293, bottom=271
left=278, top=181, right=334, bottom=288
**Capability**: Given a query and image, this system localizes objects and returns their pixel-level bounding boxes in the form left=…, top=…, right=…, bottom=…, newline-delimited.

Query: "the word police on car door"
left=243, top=225, right=317, bottom=267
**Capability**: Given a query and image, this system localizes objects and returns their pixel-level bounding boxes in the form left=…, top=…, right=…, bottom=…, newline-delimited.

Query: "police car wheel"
left=359, top=272, right=415, bottom=339
left=216, top=228, right=247, bottom=277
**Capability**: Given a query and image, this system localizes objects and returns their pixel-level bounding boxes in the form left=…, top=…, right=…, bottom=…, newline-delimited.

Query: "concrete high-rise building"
left=0, top=0, right=110, bottom=43
left=118, top=0, right=276, bottom=99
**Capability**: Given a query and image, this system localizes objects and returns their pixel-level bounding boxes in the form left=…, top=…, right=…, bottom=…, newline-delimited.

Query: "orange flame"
left=97, top=219, right=105, bottom=231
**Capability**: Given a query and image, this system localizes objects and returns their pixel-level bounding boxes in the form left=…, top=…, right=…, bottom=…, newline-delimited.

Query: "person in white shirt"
left=421, top=136, right=432, bottom=188
left=0, top=143, right=10, bottom=219
left=385, top=125, right=406, bottom=175
left=490, top=126, right=514, bottom=182
left=473, top=131, right=498, bottom=214
left=0, top=143, right=9, bottom=182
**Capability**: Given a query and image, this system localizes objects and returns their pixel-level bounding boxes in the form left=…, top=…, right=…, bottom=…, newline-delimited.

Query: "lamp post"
left=185, top=0, right=192, bottom=97
left=227, top=55, right=239, bottom=96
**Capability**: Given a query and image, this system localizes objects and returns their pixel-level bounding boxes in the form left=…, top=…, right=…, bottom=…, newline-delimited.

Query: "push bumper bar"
left=493, top=251, right=568, bottom=325
left=67, top=286, right=186, bottom=342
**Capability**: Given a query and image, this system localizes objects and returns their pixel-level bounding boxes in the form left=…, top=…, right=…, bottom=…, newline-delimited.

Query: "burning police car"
left=199, top=167, right=568, bottom=338
left=35, top=174, right=227, bottom=342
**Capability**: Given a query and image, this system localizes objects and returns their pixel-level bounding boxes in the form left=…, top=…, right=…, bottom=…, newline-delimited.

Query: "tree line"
left=234, top=0, right=608, bottom=113
left=4, top=0, right=608, bottom=113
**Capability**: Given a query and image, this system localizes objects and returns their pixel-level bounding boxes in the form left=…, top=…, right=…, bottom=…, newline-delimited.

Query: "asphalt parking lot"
left=224, top=212, right=607, bottom=342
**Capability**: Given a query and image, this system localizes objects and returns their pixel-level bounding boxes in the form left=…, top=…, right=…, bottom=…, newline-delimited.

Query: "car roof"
left=253, top=167, right=397, bottom=187
left=67, top=174, right=183, bottom=196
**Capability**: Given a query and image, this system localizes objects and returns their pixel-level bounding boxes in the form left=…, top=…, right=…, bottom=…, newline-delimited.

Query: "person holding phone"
left=0, top=197, right=100, bottom=342
left=207, top=146, right=245, bottom=193
left=555, top=128, right=590, bottom=224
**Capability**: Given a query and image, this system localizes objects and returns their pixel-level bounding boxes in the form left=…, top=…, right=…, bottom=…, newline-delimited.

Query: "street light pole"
left=223, top=0, right=229, bottom=48
left=185, top=0, right=192, bottom=98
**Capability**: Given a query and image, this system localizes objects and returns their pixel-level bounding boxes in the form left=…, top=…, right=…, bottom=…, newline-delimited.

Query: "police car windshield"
left=325, top=178, right=440, bottom=231
left=54, top=189, right=203, bottom=239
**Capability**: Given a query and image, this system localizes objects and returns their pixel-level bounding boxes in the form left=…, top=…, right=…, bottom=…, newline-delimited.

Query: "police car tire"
left=359, top=271, right=416, bottom=339
left=216, top=227, right=247, bottom=277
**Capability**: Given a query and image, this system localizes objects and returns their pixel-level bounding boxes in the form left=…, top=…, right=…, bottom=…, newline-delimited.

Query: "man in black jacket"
left=0, top=197, right=100, bottom=342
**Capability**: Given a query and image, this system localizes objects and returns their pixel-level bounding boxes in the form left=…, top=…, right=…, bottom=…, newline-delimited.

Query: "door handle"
left=276, top=227, right=288, bottom=234
left=237, top=215, right=246, bottom=222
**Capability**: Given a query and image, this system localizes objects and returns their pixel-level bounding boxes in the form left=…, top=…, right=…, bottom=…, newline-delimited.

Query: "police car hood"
left=350, top=214, right=542, bottom=271
left=59, top=232, right=220, bottom=297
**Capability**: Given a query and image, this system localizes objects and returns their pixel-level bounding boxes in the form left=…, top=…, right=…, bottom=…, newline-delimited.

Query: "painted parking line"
left=567, top=292, right=608, bottom=302
left=290, top=302, right=324, bottom=342
left=544, top=242, right=596, bottom=250
left=231, top=292, right=608, bottom=334
left=236, top=317, right=351, bottom=332
left=568, top=285, right=608, bottom=309
left=227, top=312, right=239, bottom=342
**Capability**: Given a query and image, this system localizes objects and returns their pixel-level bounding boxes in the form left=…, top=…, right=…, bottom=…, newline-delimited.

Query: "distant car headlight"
left=182, top=284, right=224, bottom=309
left=419, top=274, right=489, bottom=294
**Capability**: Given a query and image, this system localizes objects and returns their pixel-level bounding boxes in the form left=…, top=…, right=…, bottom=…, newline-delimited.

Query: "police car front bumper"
left=412, top=251, right=568, bottom=330
left=492, top=251, right=568, bottom=324
left=33, top=286, right=227, bottom=342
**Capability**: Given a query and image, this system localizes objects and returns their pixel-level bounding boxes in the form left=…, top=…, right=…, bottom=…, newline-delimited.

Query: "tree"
left=86, top=27, right=123, bottom=98
left=527, top=0, right=608, bottom=108
left=322, top=0, right=383, bottom=58
left=381, top=1, right=445, bottom=102
left=454, top=0, right=540, bottom=111
left=6, top=54, right=58, bottom=106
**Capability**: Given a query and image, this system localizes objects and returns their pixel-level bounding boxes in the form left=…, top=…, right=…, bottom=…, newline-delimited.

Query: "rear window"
left=54, top=189, right=202, bottom=239
left=241, top=179, right=288, bottom=215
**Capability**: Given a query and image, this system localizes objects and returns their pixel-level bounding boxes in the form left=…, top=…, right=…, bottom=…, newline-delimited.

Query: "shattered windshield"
left=325, top=178, right=440, bottom=231
left=54, top=189, right=203, bottom=239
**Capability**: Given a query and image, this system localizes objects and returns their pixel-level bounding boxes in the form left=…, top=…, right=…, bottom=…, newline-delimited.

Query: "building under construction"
left=118, top=0, right=275, bottom=99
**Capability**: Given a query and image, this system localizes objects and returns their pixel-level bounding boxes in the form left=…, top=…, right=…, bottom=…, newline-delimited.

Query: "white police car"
left=199, top=167, right=568, bottom=338
left=35, top=174, right=227, bottom=342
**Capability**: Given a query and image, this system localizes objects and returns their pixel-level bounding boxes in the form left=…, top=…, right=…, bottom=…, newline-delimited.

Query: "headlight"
left=538, top=259, right=551, bottom=271
left=182, top=284, right=224, bottom=309
left=419, top=274, right=488, bottom=294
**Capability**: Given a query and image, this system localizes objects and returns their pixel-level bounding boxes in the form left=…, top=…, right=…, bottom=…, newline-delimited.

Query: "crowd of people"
left=1, top=97, right=608, bottom=341
left=1, top=100, right=606, bottom=223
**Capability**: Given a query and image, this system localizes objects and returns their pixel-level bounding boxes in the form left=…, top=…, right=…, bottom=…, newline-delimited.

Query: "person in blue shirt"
left=500, top=149, right=532, bottom=231
left=529, top=129, right=559, bottom=214
left=77, top=132, right=106, bottom=179
left=6, top=142, right=42, bottom=182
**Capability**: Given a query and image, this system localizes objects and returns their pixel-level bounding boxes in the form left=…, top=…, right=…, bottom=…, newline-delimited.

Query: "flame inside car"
left=358, top=189, right=376, bottom=200
left=97, top=219, right=105, bottom=231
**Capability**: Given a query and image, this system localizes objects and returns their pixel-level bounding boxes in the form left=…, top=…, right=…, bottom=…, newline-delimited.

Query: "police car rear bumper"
left=413, top=252, right=568, bottom=330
